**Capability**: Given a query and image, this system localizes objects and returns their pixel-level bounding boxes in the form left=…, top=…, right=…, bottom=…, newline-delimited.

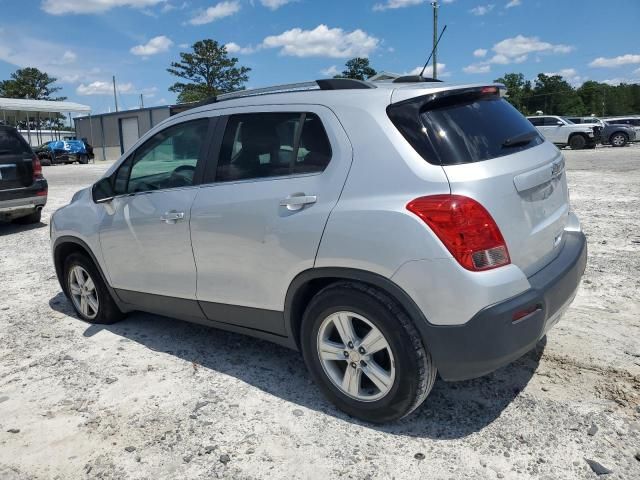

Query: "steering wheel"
left=168, top=164, right=196, bottom=187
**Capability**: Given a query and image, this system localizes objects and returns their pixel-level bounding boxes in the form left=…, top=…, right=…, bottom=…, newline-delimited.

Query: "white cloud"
left=463, top=63, right=491, bottom=74
left=77, top=81, right=134, bottom=95
left=320, top=65, right=339, bottom=77
left=505, top=0, right=521, bottom=7
left=178, top=43, right=190, bottom=49
left=602, top=77, right=640, bottom=86
left=473, top=48, right=487, bottom=58
left=493, top=35, right=573, bottom=57
left=189, top=1, right=240, bottom=25
left=261, top=24, right=379, bottom=58
left=544, top=68, right=582, bottom=86
left=41, top=0, right=166, bottom=15
left=406, top=63, right=449, bottom=77
left=463, top=35, right=573, bottom=74
left=130, top=35, right=173, bottom=56
left=373, top=0, right=424, bottom=11
left=260, top=0, right=294, bottom=10
left=224, top=42, right=256, bottom=54
left=470, top=4, right=495, bottom=15
left=589, top=54, right=640, bottom=68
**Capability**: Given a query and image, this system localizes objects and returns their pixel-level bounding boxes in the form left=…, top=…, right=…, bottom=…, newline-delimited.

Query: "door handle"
left=160, top=211, right=185, bottom=224
left=280, top=194, right=317, bottom=211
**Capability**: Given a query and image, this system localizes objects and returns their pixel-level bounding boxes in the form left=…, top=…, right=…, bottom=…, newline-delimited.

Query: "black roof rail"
left=316, top=78, right=375, bottom=90
left=186, top=78, right=376, bottom=109
left=392, top=75, right=443, bottom=83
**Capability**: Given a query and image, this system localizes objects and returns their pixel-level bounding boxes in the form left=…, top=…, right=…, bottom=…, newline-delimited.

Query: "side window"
left=126, top=119, right=208, bottom=194
left=216, top=112, right=332, bottom=182
left=528, top=117, right=543, bottom=127
left=217, top=113, right=301, bottom=182
left=294, top=113, right=332, bottom=174
left=543, top=117, right=561, bottom=126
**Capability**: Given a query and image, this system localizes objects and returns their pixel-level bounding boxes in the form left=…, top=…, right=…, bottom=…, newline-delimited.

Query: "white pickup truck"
left=527, top=115, right=597, bottom=150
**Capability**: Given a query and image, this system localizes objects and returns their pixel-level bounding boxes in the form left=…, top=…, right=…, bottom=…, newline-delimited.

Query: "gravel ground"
left=1, top=145, right=639, bottom=480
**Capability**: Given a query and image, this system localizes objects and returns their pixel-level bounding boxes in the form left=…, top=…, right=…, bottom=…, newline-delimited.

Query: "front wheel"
left=301, top=282, right=436, bottom=423
left=610, top=132, right=628, bottom=147
left=569, top=134, right=587, bottom=150
left=63, top=253, right=124, bottom=324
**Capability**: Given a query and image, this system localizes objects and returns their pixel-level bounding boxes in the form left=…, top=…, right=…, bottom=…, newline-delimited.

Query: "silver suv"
left=51, top=79, right=587, bottom=423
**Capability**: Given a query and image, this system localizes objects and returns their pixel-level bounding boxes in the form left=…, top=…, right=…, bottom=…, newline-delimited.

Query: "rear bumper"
left=426, top=230, right=587, bottom=381
left=0, top=180, right=48, bottom=218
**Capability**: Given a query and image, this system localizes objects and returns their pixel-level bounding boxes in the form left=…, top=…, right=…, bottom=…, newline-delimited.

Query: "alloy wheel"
left=316, top=311, right=396, bottom=402
left=68, top=265, right=99, bottom=320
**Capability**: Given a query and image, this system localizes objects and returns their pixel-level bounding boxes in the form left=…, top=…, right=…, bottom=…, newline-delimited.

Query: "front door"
left=190, top=108, right=352, bottom=333
left=99, top=118, right=210, bottom=299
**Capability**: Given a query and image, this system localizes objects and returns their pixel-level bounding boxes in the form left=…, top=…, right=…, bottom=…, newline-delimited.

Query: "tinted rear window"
left=0, top=128, right=32, bottom=155
left=389, top=92, right=543, bottom=165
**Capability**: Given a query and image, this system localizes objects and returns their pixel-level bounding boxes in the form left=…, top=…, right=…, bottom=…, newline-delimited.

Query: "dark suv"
left=0, top=125, right=47, bottom=224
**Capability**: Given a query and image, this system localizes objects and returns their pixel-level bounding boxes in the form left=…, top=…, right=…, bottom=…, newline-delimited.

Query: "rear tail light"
left=406, top=195, right=510, bottom=271
left=32, top=155, right=43, bottom=180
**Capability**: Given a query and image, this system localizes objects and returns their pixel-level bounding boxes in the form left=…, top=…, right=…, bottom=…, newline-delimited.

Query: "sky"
left=0, top=0, right=639, bottom=117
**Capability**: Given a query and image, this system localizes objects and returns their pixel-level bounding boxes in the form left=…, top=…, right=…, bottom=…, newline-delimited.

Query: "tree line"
left=2, top=39, right=638, bottom=118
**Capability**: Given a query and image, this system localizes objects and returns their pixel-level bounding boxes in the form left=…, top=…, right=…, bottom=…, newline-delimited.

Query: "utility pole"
left=112, top=75, right=119, bottom=113
left=140, top=94, right=144, bottom=109
left=431, top=1, right=439, bottom=79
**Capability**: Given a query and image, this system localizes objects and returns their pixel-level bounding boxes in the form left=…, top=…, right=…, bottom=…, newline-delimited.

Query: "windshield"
left=562, top=117, right=576, bottom=124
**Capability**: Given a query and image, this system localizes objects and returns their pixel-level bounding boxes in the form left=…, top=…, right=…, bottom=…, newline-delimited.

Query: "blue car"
left=35, top=140, right=91, bottom=165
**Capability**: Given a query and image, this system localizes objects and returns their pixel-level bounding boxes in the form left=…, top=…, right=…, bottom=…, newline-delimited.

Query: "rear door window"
left=216, top=112, right=332, bottom=182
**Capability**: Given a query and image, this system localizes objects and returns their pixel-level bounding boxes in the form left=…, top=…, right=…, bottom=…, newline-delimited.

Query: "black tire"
left=569, top=134, right=587, bottom=150
left=300, top=282, right=436, bottom=423
left=78, top=155, right=88, bottom=164
left=63, top=252, right=124, bottom=325
left=609, top=132, right=628, bottom=147
left=13, top=209, right=42, bottom=224
left=40, top=157, right=52, bottom=166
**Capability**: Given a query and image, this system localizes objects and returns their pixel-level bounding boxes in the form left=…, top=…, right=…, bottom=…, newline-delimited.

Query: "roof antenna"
left=419, top=25, right=447, bottom=79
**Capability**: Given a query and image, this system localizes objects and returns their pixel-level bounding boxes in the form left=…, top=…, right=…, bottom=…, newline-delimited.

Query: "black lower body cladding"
left=425, top=231, right=587, bottom=381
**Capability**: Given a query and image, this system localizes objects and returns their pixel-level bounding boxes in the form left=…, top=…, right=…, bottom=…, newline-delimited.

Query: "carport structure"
left=0, top=97, right=91, bottom=147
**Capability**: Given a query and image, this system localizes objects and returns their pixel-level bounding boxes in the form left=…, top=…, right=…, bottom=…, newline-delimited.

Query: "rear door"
left=190, top=106, right=352, bottom=333
left=0, top=127, right=33, bottom=191
left=539, top=117, right=565, bottom=144
left=391, top=89, right=570, bottom=277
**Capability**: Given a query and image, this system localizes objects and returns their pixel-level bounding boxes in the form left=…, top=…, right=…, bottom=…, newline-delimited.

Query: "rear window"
left=0, top=128, right=32, bottom=155
left=388, top=91, right=543, bottom=165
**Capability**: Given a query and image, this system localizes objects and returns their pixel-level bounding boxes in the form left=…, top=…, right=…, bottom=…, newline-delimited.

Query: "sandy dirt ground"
left=1, top=145, right=639, bottom=480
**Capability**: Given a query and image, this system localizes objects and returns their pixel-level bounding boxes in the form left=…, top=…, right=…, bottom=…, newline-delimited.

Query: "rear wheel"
left=78, top=155, right=89, bottom=164
left=63, top=253, right=124, bottom=324
left=569, top=134, right=587, bottom=150
left=301, top=282, right=436, bottom=423
left=13, top=209, right=41, bottom=224
left=610, top=132, right=628, bottom=147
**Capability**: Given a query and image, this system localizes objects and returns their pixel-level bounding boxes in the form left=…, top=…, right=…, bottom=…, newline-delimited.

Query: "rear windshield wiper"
left=502, top=131, right=539, bottom=148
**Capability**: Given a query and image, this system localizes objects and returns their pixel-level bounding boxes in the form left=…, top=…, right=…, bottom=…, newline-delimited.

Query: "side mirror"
left=92, top=177, right=115, bottom=204
left=556, top=120, right=564, bottom=126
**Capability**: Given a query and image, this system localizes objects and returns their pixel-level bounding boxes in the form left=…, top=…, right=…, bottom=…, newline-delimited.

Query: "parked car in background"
left=603, top=116, right=640, bottom=138
left=526, top=115, right=597, bottom=149
left=0, top=125, right=47, bottom=224
left=566, top=117, right=637, bottom=147
left=35, top=139, right=91, bottom=165
left=52, top=79, right=586, bottom=422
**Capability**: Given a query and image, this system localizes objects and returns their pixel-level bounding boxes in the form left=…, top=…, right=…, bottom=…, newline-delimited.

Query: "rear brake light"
left=481, top=86, right=498, bottom=95
left=32, top=155, right=43, bottom=180
left=406, top=195, right=510, bottom=271
left=36, top=188, right=48, bottom=197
